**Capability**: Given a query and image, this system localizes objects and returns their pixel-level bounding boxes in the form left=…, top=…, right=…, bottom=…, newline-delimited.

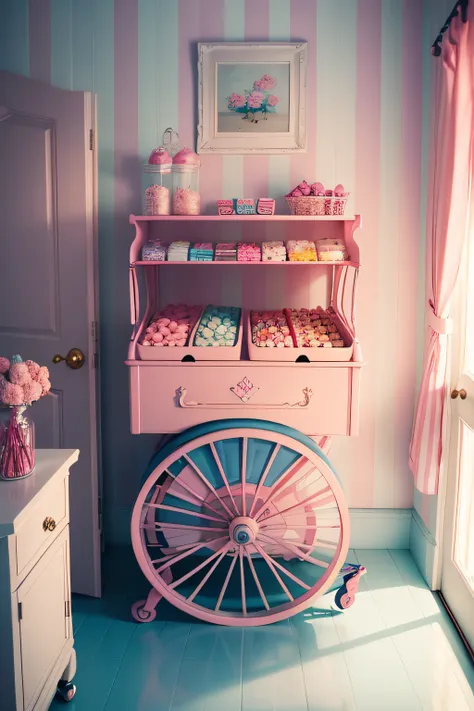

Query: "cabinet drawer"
left=129, top=362, right=361, bottom=436
left=16, top=475, right=68, bottom=576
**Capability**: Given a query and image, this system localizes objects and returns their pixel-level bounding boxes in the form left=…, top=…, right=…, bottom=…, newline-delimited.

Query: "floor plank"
left=47, top=548, right=474, bottom=711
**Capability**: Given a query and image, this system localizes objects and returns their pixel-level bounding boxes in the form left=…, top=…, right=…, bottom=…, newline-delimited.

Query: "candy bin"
left=172, top=147, right=201, bottom=215
left=142, top=147, right=172, bottom=215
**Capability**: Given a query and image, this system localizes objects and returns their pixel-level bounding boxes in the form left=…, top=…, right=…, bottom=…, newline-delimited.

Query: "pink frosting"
left=148, top=147, right=172, bottom=165
left=173, top=147, right=201, bottom=167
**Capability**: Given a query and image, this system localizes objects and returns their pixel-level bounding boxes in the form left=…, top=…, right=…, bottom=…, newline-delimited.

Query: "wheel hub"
left=229, top=516, right=259, bottom=545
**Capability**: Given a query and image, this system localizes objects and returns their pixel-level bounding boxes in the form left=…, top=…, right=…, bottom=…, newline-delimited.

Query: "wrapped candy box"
left=262, top=241, right=286, bottom=262
left=287, top=240, right=317, bottom=262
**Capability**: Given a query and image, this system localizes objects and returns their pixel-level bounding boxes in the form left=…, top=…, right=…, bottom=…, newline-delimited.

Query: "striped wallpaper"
left=0, top=0, right=435, bottom=544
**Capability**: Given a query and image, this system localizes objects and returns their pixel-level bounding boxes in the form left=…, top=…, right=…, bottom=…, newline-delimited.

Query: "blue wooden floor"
left=50, top=548, right=474, bottom=711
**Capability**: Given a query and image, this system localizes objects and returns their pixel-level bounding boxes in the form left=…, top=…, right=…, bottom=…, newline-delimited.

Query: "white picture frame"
left=197, top=42, right=307, bottom=154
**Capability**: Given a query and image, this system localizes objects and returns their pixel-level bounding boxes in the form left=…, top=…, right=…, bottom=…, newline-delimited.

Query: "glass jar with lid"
left=172, top=148, right=201, bottom=216
left=142, top=147, right=172, bottom=215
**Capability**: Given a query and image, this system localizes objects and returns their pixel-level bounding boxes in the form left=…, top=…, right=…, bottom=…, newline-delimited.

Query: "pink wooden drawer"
left=128, top=362, right=362, bottom=436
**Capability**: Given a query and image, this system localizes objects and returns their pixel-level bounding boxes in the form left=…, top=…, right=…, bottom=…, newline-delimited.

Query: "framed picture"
left=197, top=42, right=307, bottom=154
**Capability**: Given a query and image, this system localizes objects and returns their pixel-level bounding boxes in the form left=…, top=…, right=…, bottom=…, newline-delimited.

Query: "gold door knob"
left=43, top=517, right=56, bottom=532
left=52, top=348, right=85, bottom=370
left=451, top=388, right=467, bottom=400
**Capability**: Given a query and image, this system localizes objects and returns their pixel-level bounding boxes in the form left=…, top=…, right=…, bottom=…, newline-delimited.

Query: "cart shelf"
left=132, top=260, right=359, bottom=267
left=130, top=214, right=355, bottom=223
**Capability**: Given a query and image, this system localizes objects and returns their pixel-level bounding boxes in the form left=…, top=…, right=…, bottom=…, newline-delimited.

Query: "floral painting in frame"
left=197, top=43, right=307, bottom=154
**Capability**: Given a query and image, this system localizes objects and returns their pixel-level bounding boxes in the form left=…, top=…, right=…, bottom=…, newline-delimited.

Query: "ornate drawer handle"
left=43, top=517, right=56, bottom=532
left=176, top=386, right=313, bottom=410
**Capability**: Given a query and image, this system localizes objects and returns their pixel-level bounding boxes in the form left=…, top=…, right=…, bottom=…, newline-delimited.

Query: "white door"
left=0, top=71, right=101, bottom=597
left=441, top=215, right=474, bottom=650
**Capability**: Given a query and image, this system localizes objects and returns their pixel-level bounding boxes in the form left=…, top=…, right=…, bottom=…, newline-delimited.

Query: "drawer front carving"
left=16, top=477, right=68, bottom=576
left=130, top=365, right=356, bottom=436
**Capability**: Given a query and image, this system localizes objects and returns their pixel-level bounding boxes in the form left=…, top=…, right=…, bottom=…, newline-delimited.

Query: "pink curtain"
left=410, top=9, right=474, bottom=495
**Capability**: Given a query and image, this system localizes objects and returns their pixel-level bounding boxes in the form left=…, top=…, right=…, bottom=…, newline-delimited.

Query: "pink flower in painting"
left=9, top=362, right=31, bottom=386
left=267, top=94, right=279, bottom=107
left=22, top=380, right=42, bottom=404
left=2, top=383, right=25, bottom=406
left=254, top=74, right=277, bottom=91
left=247, top=91, right=264, bottom=109
left=228, top=93, right=246, bottom=109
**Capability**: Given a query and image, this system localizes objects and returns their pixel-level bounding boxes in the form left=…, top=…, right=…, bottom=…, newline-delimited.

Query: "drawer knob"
left=43, top=517, right=56, bottom=532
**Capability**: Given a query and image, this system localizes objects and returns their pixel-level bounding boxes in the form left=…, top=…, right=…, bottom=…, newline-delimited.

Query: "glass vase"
left=0, top=406, right=35, bottom=480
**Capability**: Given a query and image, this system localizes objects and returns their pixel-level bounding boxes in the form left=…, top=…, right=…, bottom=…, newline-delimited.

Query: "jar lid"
left=173, top=147, right=201, bottom=167
left=148, top=146, right=172, bottom=165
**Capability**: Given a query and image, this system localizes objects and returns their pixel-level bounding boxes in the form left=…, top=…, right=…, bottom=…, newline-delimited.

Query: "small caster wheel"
left=334, top=585, right=355, bottom=610
left=56, top=681, right=76, bottom=702
left=335, top=586, right=355, bottom=610
left=131, top=599, right=157, bottom=623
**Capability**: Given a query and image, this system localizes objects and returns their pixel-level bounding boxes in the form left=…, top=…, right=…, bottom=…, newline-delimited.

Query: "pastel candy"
left=140, top=303, right=202, bottom=348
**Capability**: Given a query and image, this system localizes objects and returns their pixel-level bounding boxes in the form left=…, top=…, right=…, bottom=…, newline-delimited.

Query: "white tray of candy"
left=138, top=304, right=243, bottom=362
left=137, top=304, right=204, bottom=361
left=247, top=307, right=354, bottom=362
left=186, top=305, right=243, bottom=361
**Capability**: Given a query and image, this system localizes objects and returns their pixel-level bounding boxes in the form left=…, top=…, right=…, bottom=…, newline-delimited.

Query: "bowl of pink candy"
left=286, top=182, right=349, bottom=216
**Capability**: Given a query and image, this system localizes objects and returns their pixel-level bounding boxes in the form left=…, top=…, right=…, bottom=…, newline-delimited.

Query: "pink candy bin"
left=247, top=310, right=354, bottom=362
left=137, top=306, right=244, bottom=362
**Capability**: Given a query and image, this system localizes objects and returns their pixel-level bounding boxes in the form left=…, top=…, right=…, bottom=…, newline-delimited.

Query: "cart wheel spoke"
left=215, top=553, right=238, bottom=611
left=142, top=522, right=228, bottom=534
left=155, top=536, right=228, bottom=573
left=150, top=538, right=221, bottom=563
left=252, top=455, right=310, bottom=520
left=169, top=542, right=232, bottom=590
left=163, top=468, right=231, bottom=522
left=209, top=442, right=240, bottom=516
left=259, top=532, right=330, bottom=569
left=244, top=548, right=270, bottom=610
left=252, top=544, right=312, bottom=591
left=241, top=437, right=248, bottom=516
left=239, top=546, right=247, bottom=615
left=248, top=443, right=280, bottom=517
left=253, top=542, right=294, bottom=602
left=183, top=453, right=235, bottom=519
left=258, top=485, right=333, bottom=523
left=187, top=543, right=233, bottom=602
left=150, top=502, right=227, bottom=523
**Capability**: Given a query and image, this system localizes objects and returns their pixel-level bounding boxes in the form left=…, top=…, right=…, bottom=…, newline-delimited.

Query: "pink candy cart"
left=126, top=214, right=366, bottom=626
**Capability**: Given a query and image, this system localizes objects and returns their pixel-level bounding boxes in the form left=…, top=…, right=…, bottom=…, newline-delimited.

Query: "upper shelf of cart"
left=128, top=213, right=362, bottom=266
left=130, top=214, right=359, bottom=224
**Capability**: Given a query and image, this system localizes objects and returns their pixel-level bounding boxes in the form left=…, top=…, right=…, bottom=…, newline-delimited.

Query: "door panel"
left=0, top=113, right=59, bottom=337
left=441, top=212, right=474, bottom=650
left=0, top=71, right=101, bottom=596
left=453, top=420, right=474, bottom=590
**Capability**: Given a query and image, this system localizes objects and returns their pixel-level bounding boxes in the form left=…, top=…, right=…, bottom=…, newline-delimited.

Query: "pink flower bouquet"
left=0, top=355, right=52, bottom=480
left=226, top=74, right=280, bottom=123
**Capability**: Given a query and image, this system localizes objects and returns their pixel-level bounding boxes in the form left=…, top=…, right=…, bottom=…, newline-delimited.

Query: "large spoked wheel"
left=131, top=420, right=349, bottom=626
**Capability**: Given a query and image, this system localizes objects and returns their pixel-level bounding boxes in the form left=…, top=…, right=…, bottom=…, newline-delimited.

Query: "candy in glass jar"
left=142, top=147, right=172, bottom=215
left=172, top=148, right=201, bottom=215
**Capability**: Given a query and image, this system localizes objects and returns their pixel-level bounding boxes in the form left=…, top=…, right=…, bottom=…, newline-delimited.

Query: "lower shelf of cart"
left=127, top=359, right=362, bottom=436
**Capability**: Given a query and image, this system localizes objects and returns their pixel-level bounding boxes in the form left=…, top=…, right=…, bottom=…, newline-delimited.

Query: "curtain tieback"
left=427, top=303, right=453, bottom=335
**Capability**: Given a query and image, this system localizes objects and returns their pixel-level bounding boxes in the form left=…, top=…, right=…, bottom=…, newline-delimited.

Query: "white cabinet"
left=0, top=450, right=79, bottom=711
